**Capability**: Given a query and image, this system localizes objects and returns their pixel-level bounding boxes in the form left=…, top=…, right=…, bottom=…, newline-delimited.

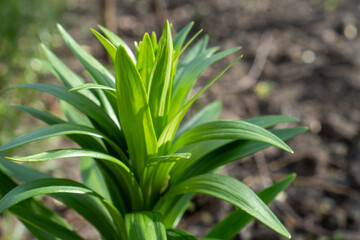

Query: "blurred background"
left=1, top=0, right=360, bottom=239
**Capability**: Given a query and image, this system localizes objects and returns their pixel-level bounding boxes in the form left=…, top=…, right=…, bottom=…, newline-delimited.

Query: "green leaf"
left=40, top=44, right=100, bottom=105
left=148, top=21, right=173, bottom=136
left=125, top=211, right=167, bottom=240
left=156, top=174, right=291, bottom=238
left=176, top=101, right=222, bottom=138
left=59, top=100, right=93, bottom=127
left=0, top=168, right=82, bottom=240
left=244, top=115, right=299, bottom=128
left=6, top=148, right=144, bottom=211
left=69, top=83, right=116, bottom=93
left=98, top=24, right=136, bottom=63
left=173, top=22, right=194, bottom=52
left=176, top=127, right=307, bottom=183
left=0, top=123, right=127, bottom=163
left=142, top=153, right=191, bottom=209
left=57, top=24, right=115, bottom=87
left=8, top=105, right=65, bottom=125
left=205, top=174, right=296, bottom=239
left=158, top=55, right=242, bottom=155
left=80, top=157, right=112, bottom=202
left=170, top=120, right=293, bottom=154
left=159, top=193, right=194, bottom=228
left=0, top=178, right=126, bottom=240
left=171, top=47, right=241, bottom=115
left=137, top=33, right=155, bottom=93
left=167, top=229, right=197, bottom=240
left=91, top=28, right=116, bottom=63
left=8, top=83, right=125, bottom=149
left=115, top=44, right=158, bottom=176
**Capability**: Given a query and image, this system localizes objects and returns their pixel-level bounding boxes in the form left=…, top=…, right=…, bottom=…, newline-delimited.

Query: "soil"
left=7, top=0, right=360, bottom=239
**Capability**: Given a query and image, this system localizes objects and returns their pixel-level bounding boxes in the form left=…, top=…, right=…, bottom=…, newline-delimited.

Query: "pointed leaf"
left=155, top=174, right=291, bottom=238
left=91, top=28, right=116, bottom=63
left=98, top=25, right=136, bottom=63
left=115, top=45, right=158, bottom=176
left=176, top=127, right=307, bottom=182
left=170, top=120, right=293, bottom=154
left=137, top=33, right=155, bottom=93
left=8, top=83, right=124, bottom=148
left=206, top=174, right=296, bottom=239
left=57, top=24, right=115, bottom=87
left=158, top=56, right=242, bottom=155
left=148, top=21, right=173, bottom=136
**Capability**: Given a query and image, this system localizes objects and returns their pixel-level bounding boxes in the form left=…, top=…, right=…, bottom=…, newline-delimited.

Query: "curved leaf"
left=0, top=169, right=82, bottom=240
left=206, top=174, right=296, bottom=239
left=57, top=24, right=115, bottom=87
left=155, top=174, right=291, bottom=238
left=0, top=123, right=127, bottom=163
left=170, top=120, right=293, bottom=154
left=91, top=28, right=116, bottom=63
left=0, top=177, right=126, bottom=239
left=98, top=25, right=136, bottom=63
left=8, top=83, right=124, bottom=148
left=175, top=127, right=307, bottom=183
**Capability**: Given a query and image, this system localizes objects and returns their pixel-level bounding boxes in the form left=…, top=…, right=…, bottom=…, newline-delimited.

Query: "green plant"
left=0, top=21, right=306, bottom=239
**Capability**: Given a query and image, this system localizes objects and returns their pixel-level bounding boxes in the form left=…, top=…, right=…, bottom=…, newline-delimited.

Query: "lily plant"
left=0, top=21, right=306, bottom=239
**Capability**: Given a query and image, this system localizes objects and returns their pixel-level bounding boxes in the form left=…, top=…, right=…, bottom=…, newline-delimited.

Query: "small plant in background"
left=0, top=21, right=306, bottom=239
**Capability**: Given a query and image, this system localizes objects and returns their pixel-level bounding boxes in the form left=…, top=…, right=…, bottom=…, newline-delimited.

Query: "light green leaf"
left=173, top=22, right=194, bottom=53
left=156, top=174, right=291, bottom=238
left=91, top=28, right=116, bottom=63
left=125, top=211, right=167, bottom=240
left=171, top=47, right=241, bottom=115
left=148, top=21, right=173, bottom=136
left=40, top=44, right=100, bottom=105
left=98, top=24, right=136, bottom=63
left=57, top=24, right=115, bottom=87
left=137, top=33, right=155, bottom=93
left=205, top=174, right=296, bottom=239
left=170, top=120, right=293, bottom=154
left=69, top=83, right=116, bottom=93
left=158, top=56, right=242, bottom=155
left=115, top=45, right=158, bottom=176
